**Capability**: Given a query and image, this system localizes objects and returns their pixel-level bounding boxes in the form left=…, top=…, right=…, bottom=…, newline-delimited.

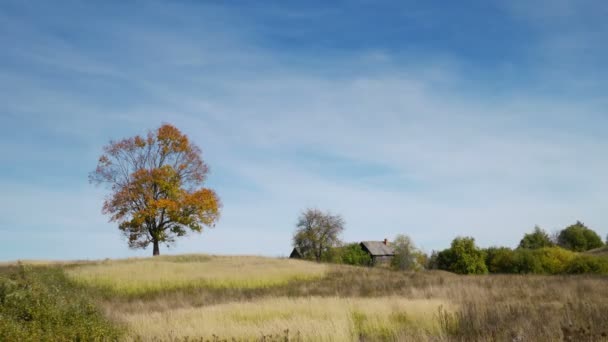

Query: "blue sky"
left=1, top=1, right=607, bottom=260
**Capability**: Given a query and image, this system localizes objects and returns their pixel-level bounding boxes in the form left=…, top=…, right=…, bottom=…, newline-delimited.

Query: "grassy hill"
left=2, top=255, right=608, bottom=341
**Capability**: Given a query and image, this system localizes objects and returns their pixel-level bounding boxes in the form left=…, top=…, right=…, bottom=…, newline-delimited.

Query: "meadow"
left=2, top=255, right=608, bottom=341
left=66, top=255, right=328, bottom=295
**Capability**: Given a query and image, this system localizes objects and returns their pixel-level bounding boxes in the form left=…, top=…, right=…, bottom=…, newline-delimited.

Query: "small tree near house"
left=391, top=234, right=424, bottom=271
left=292, top=208, right=344, bottom=262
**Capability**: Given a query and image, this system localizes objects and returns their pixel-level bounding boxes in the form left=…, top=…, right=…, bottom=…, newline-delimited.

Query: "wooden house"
left=360, top=239, right=395, bottom=266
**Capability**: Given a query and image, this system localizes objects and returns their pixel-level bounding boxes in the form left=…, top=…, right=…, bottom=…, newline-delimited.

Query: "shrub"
left=0, top=264, right=122, bottom=341
left=494, top=247, right=577, bottom=275
left=512, top=248, right=544, bottom=274
left=321, top=246, right=344, bottom=264
left=340, top=243, right=372, bottom=266
left=565, top=255, right=608, bottom=274
left=484, top=247, right=517, bottom=273
left=534, top=247, right=577, bottom=274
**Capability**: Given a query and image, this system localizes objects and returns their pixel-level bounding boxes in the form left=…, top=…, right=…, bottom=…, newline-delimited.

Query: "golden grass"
left=67, top=255, right=328, bottom=295
left=114, top=296, right=452, bottom=341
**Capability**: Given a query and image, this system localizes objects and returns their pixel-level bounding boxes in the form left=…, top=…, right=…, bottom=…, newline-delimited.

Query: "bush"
left=0, top=264, right=122, bottom=341
left=557, top=221, right=604, bottom=252
left=534, top=247, right=577, bottom=274
left=484, top=247, right=517, bottom=273
left=485, top=247, right=578, bottom=275
left=340, top=243, right=372, bottom=266
left=565, top=255, right=608, bottom=274
left=512, top=248, right=544, bottom=274
left=436, top=237, right=488, bottom=275
left=320, top=246, right=344, bottom=264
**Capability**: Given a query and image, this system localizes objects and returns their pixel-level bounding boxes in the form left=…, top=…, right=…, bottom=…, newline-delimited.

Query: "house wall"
left=372, top=255, right=393, bottom=267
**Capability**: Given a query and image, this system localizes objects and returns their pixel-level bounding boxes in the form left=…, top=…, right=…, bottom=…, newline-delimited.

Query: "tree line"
left=429, top=221, right=607, bottom=275
left=292, top=209, right=608, bottom=275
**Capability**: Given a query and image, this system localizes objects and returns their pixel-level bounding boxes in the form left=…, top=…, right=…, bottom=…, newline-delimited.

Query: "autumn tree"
left=292, top=209, right=344, bottom=262
left=90, top=124, right=221, bottom=256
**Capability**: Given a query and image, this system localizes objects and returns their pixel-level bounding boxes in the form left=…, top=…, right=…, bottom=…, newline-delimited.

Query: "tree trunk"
left=153, top=240, right=160, bottom=256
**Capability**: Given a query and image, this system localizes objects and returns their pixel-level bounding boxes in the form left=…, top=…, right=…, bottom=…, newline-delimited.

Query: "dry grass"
left=115, top=297, right=452, bottom=341
left=67, top=255, right=328, bottom=295
left=94, top=261, right=608, bottom=341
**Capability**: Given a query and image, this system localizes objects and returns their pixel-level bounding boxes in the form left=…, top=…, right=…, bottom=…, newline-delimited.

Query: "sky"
left=1, top=0, right=607, bottom=261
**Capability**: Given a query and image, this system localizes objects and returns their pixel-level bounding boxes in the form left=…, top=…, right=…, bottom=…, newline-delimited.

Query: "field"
left=66, top=255, right=328, bottom=295
left=2, top=255, right=608, bottom=341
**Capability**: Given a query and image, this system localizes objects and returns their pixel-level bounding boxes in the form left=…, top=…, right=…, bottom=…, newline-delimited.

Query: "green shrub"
left=340, top=243, right=372, bottom=266
left=512, top=248, right=544, bottom=274
left=487, top=247, right=578, bottom=275
left=320, top=246, right=344, bottom=264
left=484, top=247, right=517, bottom=273
left=485, top=246, right=600, bottom=275
left=0, top=264, right=122, bottom=341
left=565, top=255, right=608, bottom=274
left=535, top=247, right=576, bottom=274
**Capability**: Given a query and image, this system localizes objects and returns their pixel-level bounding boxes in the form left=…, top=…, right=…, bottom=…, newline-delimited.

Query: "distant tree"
left=518, top=226, right=554, bottom=249
left=90, top=124, right=221, bottom=256
left=391, top=234, right=424, bottom=271
left=484, top=247, right=516, bottom=273
left=436, top=237, right=488, bottom=275
left=557, top=221, right=603, bottom=252
left=292, top=209, right=344, bottom=262
left=427, top=250, right=440, bottom=270
left=340, top=243, right=372, bottom=266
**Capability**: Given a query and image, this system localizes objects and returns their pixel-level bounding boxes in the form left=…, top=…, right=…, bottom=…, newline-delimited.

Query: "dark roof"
left=289, top=248, right=302, bottom=258
left=360, top=241, right=395, bottom=256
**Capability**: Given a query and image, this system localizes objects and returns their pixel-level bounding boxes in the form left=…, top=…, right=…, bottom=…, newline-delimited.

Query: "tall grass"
left=67, top=255, right=328, bottom=295
left=97, top=262, right=608, bottom=341
left=115, top=297, right=452, bottom=341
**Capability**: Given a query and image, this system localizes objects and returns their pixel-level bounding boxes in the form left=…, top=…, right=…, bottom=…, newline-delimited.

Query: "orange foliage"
left=90, top=124, right=221, bottom=255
